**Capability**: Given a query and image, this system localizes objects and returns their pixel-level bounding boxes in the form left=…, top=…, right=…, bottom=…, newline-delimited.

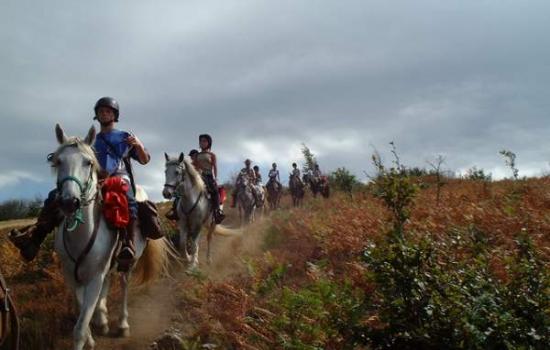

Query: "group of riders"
left=7, top=96, right=327, bottom=268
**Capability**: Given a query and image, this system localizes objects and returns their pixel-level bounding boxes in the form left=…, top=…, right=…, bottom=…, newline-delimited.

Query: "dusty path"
left=94, top=207, right=270, bottom=350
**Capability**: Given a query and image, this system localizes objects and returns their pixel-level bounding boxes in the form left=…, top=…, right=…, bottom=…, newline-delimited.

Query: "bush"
left=0, top=197, right=43, bottom=221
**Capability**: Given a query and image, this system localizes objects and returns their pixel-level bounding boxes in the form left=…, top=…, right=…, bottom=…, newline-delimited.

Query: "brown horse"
left=266, top=179, right=282, bottom=210
left=303, top=174, right=330, bottom=198
left=0, top=270, right=20, bottom=350
left=289, top=175, right=305, bottom=207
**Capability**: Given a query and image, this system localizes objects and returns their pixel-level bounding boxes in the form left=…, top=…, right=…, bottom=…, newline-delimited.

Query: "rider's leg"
left=117, top=182, right=138, bottom=272
left=205, top=174, right=225, bottom=224
left=9, top=189, right=64, bottom=261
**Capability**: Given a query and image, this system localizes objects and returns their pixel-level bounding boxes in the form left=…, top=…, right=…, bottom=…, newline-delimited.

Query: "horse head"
left=51, top=124, right=98, bottom=215
left=162, top=152, right=186, bottom=199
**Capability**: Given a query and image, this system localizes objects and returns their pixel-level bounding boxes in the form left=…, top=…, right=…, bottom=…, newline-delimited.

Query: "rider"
left=189, top=149, right=199, bottom=170
left=195, top=134, right=225, bottom=224
left=291, top=162, right=302, bottom=182
left=253, top=165, right=263, bottom=186
left=313, top=163, right=323, bottom=179
left=10, top=97, right=151, bottom=270
left=230, top=159, right=256, bottom=208
left=165, top=149, right=201, bottom=221
left=267, top=162, right=282, bottom=191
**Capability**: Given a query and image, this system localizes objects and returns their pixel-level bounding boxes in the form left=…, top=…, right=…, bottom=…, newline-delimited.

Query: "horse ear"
left=55, top=124, right=67, bottom=144
left=84, top=125, right=96, bottom=145
left=164, top=152, right=170, bottom=162
left=178, top=152, right=185, bottom=163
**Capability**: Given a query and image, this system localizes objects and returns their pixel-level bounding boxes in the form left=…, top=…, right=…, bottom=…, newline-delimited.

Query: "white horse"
left=162, top=153, right=240, bottom=270
left=52, top=124, right=173, bottom=350
left=235, top=175, right=257, bottom=226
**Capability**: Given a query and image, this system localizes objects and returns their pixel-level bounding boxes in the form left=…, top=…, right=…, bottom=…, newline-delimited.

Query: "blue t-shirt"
left=94, top=129, right=138, bottom=176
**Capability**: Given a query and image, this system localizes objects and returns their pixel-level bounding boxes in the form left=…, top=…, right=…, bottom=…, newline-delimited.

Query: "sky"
left=1, top=0, right=550, bottom=201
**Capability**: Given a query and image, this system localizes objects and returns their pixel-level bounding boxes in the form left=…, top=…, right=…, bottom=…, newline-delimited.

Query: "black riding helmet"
left=94, top=97, right=120, bottom=122
left=199, top=134, right=212, bottom=149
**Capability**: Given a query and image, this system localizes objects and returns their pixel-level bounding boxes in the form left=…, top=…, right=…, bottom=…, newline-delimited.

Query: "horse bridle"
left=57, top=169, right=97, bottom=232
left=164, top=162, right=204, bottom=216
left=58, top=165, right=101, bottom=284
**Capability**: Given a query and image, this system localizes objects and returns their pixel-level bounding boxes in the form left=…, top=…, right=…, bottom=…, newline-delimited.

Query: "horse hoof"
left=97, top=324, right=109, bottom=336
left=117, top=327, right=130, bottom=338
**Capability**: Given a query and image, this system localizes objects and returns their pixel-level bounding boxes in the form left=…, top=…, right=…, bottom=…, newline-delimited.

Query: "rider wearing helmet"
left=10, top=97, right=151, bottom=271
left=195, top=134, right=225, bottom=224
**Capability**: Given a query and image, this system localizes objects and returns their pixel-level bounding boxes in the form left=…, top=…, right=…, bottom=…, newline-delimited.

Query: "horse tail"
left=213, top=224, right=243, bottom=236
left=132, top=237, right=180, bottom=285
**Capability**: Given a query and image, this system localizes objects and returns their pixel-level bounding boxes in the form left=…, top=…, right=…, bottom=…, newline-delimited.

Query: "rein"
left=59, top=170, right=102, bottom=284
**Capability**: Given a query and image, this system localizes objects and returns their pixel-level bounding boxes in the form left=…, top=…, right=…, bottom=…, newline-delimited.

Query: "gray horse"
left=163, top=153, right=240, bottom=269
left=235, top=175, right=257, bottom=226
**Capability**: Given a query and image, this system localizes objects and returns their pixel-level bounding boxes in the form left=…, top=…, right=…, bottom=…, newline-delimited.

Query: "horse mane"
left=51, top=137, right=100, bottom=175
left=166, top=156, right=205, bottom=193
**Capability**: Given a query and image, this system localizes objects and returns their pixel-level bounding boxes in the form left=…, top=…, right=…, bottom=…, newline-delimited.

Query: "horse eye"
left=83, top=159, right=92, bottom=166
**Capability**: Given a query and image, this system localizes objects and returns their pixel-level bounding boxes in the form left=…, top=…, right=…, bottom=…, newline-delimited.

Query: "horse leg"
left=189, top=234, right=200, bottom=270
left=117, top=273, right=131, bottom=337
left=73, top=277, right=104, bottom=350
left=178, top=221, right=192, bottom=263
left=92, top=273, right=111, bottom=336
left=206, top=224, right=214, bottom=265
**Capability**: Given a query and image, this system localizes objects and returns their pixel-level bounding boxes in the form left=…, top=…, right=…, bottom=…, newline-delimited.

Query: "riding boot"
left=209, top=186, right=225, bottom=224
left=165, top=198, right=179, bottom=221
left=117, top=218, right=137, bottom=272
left=9, top=192, right=64, bottom=262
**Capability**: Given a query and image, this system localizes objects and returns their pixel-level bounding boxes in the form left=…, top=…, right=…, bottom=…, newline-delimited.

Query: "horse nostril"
left=61, top=197, right=80, bottom=212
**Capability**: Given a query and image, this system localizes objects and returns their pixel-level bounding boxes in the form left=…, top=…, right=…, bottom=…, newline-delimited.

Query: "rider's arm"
left=127, top=134, right=150, bottom=165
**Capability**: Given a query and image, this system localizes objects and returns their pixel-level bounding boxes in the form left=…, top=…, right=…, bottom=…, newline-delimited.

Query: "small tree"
left=301, top=143, right=317, bottom=174
left=329, top=167, right=357, bottom=198
left=427, top=155, right=446, bottom=206
left=499, top=149, right=519, bottom=180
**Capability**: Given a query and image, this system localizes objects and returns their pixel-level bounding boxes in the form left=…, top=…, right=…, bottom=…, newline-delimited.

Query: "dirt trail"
left=94, top=208, right=270, bottom=350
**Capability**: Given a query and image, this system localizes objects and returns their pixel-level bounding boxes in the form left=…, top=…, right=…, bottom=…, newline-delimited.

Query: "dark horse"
left=0, top=270, right=20, bottom=350
left=303, top=174, right=330, bottom=198
left=289, top=175, right=305, bottom=207
left=266, top=179, right=282, bottom=210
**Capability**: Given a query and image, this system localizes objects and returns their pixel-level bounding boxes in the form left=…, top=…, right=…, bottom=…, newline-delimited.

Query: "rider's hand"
left=126, top=134, right=143, bottom=148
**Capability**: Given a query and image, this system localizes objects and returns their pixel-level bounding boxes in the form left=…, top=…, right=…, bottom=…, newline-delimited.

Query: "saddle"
left=0, top=271, right=19, bottom=350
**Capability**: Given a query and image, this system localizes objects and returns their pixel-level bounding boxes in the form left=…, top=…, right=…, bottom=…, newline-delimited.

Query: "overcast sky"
left=1, top=0, right=550, bottom=201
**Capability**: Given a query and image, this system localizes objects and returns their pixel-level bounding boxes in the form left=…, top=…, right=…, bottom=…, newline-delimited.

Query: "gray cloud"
left=1, top=0, right=550, bottom=201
